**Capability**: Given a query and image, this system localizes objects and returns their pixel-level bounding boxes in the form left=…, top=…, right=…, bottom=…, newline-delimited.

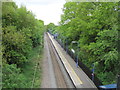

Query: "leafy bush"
left=2, top=64, right=28, bottom=88
left=2, top=2, right=44, bottom=88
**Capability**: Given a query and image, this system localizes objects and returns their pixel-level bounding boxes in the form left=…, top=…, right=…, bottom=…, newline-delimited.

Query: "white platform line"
left=48, top=33, right=83, bottom=87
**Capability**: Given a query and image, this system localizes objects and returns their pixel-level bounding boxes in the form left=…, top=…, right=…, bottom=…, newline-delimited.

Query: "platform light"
left=71, top=48, right=75, bottom=53
left=71, top=41, right=79, bottom=68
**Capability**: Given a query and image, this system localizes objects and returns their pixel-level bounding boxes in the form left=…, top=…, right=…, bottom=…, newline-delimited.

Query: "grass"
left=21, top=45, right=43, bottom=88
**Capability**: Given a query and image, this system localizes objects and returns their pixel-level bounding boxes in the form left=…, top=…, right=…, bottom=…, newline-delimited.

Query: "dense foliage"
left=2, top=1, right=119, bottom=87
left=54, top=2, right=119, bottom=85
left=46, top=23, right=58, bottom=34
left=2, top=2, right=44, bottom=88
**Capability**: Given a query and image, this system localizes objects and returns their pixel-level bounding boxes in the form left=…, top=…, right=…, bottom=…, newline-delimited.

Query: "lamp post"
left=92, top=63, right=95, bottom=81
left=71, top=48, right=75, bottom=61
left=62, top=36, right=64, bottom=49
left=71, top=41, right=79, bottom=68
left=61, top=35, right=65, bottom=50
left=59, top=34, right=62, bottom=47
left=66, top=38, right=68, bottom=53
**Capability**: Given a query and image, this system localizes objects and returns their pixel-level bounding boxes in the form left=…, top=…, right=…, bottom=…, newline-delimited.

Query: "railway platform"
left=48, top=32, right=97, bottom=88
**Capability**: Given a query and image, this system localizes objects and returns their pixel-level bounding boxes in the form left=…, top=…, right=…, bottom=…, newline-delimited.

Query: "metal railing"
left=117, top=75, right=120, bottom=90
left=55, top=37, right=102, bottom=88
left=48, top=32, right=120, bottom=89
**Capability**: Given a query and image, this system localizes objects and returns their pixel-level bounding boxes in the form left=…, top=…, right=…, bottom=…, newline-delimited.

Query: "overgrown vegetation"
left=2, top=1, right=119, bottom=87
left=2, top=2, right=44, bottom=88
left=48, top=2, right=119, bottom=85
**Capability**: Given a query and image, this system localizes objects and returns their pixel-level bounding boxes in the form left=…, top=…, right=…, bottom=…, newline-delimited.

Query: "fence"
left=55, top=36, right=102, bottom=88
left=117, top=75, right=120, bottom=90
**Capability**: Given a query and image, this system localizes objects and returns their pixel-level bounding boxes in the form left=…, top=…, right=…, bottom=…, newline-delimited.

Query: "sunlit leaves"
left=2, top=2, right=44, bottom=88
left=2, top=64, right=28, bottom=88
left=58, top=2, right=118, bottom=84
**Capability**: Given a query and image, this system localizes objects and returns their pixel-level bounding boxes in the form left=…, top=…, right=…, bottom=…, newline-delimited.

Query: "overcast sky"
left=14, top=0, right=66, bottom=25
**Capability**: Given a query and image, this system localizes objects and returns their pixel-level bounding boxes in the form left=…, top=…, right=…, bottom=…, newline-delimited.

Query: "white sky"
left=14, top=0, right=66, bottom=25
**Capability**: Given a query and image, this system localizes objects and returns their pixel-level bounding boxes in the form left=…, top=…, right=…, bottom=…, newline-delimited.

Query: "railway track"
left=41, top=32, right=97, bottom=89
left=48, top=34, right=67, bottom=88
left=41, top=33, right=74, bottom=88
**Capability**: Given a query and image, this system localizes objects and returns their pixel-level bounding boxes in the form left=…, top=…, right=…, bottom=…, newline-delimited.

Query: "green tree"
left=58, top=2, right=119, bottom=84
left=2, top=2, right=44, bottom=88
